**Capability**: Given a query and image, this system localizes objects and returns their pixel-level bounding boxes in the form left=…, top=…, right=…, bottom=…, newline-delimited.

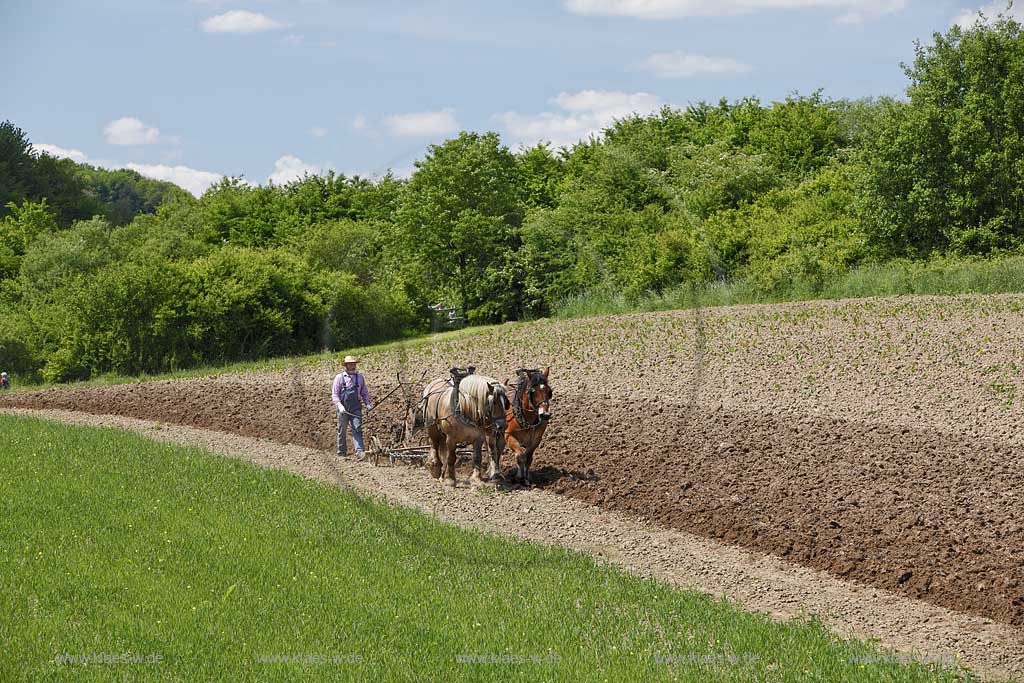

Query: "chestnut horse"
left=419, top=372, right=509, bottom=486
left=503, top=367, right=552, bottom=486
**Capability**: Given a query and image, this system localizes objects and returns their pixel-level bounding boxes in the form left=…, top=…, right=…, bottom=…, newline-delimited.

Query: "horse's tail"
left=415, top=379, right=448, bottom=432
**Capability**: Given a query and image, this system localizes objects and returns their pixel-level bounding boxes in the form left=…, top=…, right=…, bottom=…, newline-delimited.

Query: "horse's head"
left=516, top=367, right=552, bottom=423
left=485, top=381, right=509, bottom=456
left=486, top=381, right=510, bottom=432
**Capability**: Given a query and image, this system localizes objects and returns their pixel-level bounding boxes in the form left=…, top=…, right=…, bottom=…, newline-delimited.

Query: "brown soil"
left=5, top=295, right=1024, bottom=656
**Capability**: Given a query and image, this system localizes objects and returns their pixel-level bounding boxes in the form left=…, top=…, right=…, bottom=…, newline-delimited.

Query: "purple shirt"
left=332, top=371, right=371, bottom=410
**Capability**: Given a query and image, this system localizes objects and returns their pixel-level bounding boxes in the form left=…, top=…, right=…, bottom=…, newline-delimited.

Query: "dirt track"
left=5, top=295, right=1024, bottom=661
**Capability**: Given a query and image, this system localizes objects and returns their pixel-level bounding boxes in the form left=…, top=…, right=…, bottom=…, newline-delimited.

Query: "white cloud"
left=564, top=0, right=908, bottom=21
left=351, top=114, right=382, bottom=139
left=268, top=154, right=321, bottom=184
left=104, top=117, right=161, bottom=145
left=382, top=109, right=460, bottom=137
left=833, top=1, right=910, bottom=24
left=201, top=10, right=283, bottom=34
left=554, top=90, right=662, bottom=115
left=952, top=2, right=1024, bottom=28
left=35, top=143, right=89, bottom=164
left=281, top=33, right=304, bottom=45
left=125, top=163, right=226, bottom=197
left=495, top=89, right=665, bottom=148
left=637, top=51, right=751, bottom=78
left=309, top=126, right=328, bottom=138
left=389, top=165, right=416, bottom=180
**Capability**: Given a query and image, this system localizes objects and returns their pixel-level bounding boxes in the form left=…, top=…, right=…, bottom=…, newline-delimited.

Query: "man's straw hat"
left=343, top=355, right=359, bottom=364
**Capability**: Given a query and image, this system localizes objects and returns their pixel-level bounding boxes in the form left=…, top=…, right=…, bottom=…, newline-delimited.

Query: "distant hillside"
left=0, top=120, right=192, bottom=227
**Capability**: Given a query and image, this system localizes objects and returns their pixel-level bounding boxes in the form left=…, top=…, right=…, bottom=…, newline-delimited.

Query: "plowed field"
left=7, top=295, right=1024, bottom=629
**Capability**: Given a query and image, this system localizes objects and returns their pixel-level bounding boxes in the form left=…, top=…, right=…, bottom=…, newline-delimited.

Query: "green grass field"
left=0, top=415, right=971, bottom=682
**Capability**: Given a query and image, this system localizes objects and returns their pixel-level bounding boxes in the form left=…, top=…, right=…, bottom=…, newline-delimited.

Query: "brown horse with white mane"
left=417, top=368, right=509, bottom=486
left=503, top=367, right=552, bottom=486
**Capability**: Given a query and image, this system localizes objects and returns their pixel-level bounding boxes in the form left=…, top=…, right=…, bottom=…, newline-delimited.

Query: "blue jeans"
left=337, top=409, right=364, bottom=456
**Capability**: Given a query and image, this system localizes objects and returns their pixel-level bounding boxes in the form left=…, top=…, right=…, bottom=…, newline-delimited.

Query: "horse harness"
left=448, top=366, right=475, bottom=416
left=420, top=366, right=507, bottom=435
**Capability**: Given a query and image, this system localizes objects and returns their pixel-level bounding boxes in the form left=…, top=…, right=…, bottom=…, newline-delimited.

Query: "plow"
left=363, top=370, right=429, bottom=466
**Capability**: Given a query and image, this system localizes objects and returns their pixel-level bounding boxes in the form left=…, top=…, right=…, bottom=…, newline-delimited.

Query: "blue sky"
left=2, top=0, right=1018, bottom=195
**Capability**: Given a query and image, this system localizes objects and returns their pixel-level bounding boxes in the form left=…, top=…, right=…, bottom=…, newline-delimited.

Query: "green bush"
left=705, top=162, right=867, bottom=294
left=27, top=247, right=418, bottom=382
left=325, top=279, right=416, bottom=349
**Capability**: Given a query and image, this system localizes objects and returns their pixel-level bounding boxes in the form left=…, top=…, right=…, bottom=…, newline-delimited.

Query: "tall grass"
left=0, top=415, right=970, bottom=682
left=554, top=255, right=1024, bottom=319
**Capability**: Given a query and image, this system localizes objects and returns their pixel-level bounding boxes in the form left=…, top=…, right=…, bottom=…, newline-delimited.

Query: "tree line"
left=2, top=14, right=1023, bottom=382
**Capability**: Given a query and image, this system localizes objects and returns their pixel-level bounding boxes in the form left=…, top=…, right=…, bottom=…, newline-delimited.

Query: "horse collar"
left=449, top=366, right=474, bottom=418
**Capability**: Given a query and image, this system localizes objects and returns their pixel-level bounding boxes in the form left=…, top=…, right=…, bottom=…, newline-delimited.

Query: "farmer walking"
left=331, top=355, right=372, bottom=459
